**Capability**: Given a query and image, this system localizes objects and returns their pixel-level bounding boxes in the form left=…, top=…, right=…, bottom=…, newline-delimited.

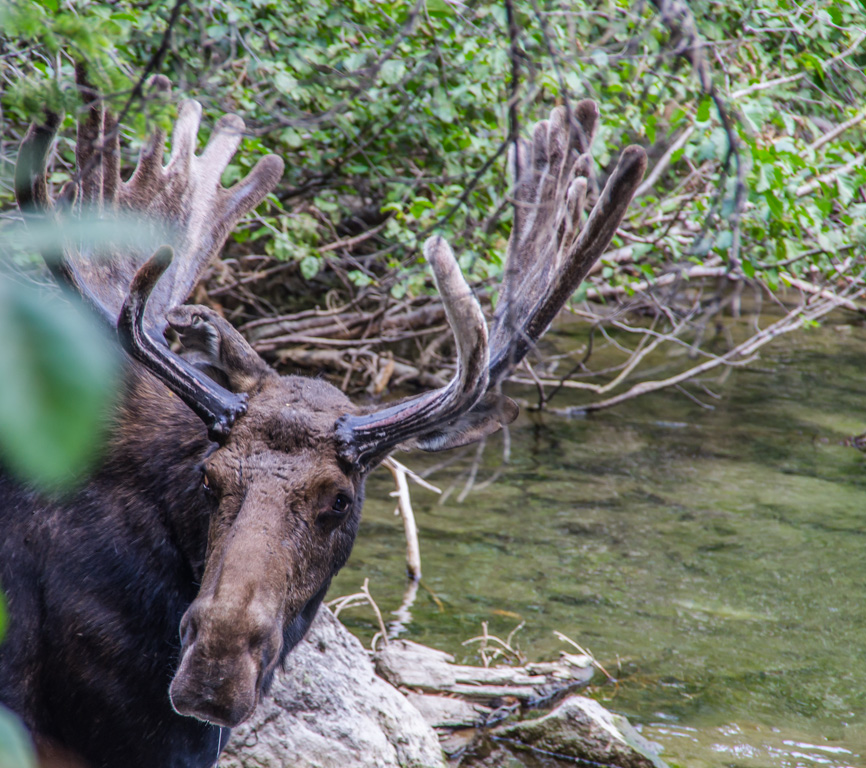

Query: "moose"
left=0, top=69, right=646, bottom=768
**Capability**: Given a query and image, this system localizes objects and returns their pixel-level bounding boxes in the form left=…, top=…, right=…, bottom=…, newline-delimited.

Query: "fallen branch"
left=375, top=636, right=593, bottom=722
left=557, top=289, right=863, bottom=414
left=809, top=106, right=866, bottom=151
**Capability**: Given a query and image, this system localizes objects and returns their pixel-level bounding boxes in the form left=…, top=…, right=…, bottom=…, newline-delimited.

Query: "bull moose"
left=0, top=70, right=646, bottom=768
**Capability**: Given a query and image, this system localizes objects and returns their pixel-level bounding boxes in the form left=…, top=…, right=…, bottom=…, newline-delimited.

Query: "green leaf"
left=348, top=270, right=373, bottom=287
left=280, top=128, right=303, bottom=148
left=591, top=50, right=609, bottom=68
left=715, top=230, right=733, bottom=252
left=409, top=198, right=434, bottom=218
left=425, top=0, right=451, bottom=14
left=0, top=279, right=119, bottom=489
left=838, top=176, right=856, bottom=207
left=274, top=71, right=298, bottom=92
left=380, top=59, right=405, bottom=85
left=300, top=255, right=321, bottom=280
left=765, top=190, right=784, bottom=220
left=0, top=705, right=37, bottom=768
left=669, top=107, right=687, bottom=127
left=696, top=96, right=712, bottom=123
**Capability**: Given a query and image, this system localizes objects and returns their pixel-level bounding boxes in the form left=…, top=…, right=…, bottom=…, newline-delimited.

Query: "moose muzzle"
left=169, top=595, right=282, bottom=728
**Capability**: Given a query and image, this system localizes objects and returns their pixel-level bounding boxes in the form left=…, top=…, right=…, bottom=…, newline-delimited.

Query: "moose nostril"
left=178, top=610, right=200, bottom=648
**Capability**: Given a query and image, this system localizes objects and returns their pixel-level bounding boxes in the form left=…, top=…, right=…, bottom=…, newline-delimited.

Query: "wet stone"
left=492, top=696, right=667, bottom=768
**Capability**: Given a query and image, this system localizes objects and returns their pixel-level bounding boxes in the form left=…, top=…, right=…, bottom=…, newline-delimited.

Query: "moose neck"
left=104, top=364, right=216, bottom=581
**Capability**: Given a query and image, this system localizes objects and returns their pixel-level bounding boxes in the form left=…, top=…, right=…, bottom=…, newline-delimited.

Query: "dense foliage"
left=2, top=0, right=864, bottom=302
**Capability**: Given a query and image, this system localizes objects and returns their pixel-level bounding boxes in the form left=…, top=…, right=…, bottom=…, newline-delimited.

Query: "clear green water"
left=332, top=319, right=866, bottom=768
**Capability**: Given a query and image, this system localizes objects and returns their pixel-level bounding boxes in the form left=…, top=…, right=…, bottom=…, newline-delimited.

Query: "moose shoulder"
left=0, top=73, right=646, bottom=768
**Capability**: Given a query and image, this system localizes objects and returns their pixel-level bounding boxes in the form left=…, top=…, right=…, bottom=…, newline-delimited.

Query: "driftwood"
left=375, top=639, right=594, bottom=725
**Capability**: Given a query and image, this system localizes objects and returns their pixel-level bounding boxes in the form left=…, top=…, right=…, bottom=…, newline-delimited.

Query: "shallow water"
left=332, top=317, right=866, bottom=768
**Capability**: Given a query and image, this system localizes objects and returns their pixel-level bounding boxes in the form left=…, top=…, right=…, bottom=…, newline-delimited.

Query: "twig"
left=809, top=106, right=866, bottom=151
left=729, top=72, right=805, bottom=99
left=462, top=620, right=526, bottom=666
left=554, top=630, right=615, bottom=684
left=635, top=125, right=695, bottom=198
left=796, top=152, right=866, bottom=197
left=318, top=220, right=388, bottom=253
left=384, top=457, right=441, bottom=581
left=505, top=0, right=522, bottom=182
left=559, top=291, right=862, bottom=414
left=731, top=28, right=866, bottom=102
left=327, top=577, right=389, bottom=649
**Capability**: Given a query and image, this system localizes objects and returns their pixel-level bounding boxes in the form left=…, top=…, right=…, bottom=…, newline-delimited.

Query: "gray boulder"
left=221, top=607, right=446, bottom=768
left=492, top=695, right=667, bottom=768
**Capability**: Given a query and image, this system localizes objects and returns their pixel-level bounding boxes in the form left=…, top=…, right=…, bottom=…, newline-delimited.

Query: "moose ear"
left=166, top=305, right=273, bottom=394
left=403, top=393, right=519, bottom=453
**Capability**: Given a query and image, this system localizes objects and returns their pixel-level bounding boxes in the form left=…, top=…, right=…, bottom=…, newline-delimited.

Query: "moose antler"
left=489, top=101, right=647, bottom=384
left=336, top=235, right=493, bottom=465
left=16, top=67, right=284, bottom=329
left=118, top=248, right=249, bottom=440
left=338, top=102, right=647, bottom=469
left=15, top=70, right=284, bottom=441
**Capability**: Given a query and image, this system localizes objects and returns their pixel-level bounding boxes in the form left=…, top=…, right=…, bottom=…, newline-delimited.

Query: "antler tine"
left=13, top=111, right=90, bottom=297
left=74, top=61, right=134, bottom=209
left=336, top=236, right=490, bottom=468
left=118, top=97, right=285, bottom=324
left=14, top=112, right=60, bottom=214
left=123, top=76, right=171, bottom=202
left=570, top=98, right=600, bottom=156
left=118, top=247, right=248, bottom=443
left=165, top=99, right=202, bottom=177
left=489, top=104, right=647, bottom=385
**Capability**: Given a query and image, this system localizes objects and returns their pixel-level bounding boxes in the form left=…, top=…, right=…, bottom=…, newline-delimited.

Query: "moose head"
left=15, top=71, right=646, bottom=729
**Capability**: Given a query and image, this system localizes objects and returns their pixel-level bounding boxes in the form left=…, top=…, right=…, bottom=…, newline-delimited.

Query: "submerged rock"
left=221, top=607, right=446, bottom=768
left=492, top=696, right=667, bottom=768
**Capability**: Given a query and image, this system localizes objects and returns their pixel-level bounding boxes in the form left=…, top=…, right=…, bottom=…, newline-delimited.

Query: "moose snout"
left=169, top=598, right=282, bottom=728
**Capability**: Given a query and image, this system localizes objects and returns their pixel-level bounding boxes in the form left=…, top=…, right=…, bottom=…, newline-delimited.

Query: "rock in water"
left=493, top=696, right=667, bottom=768
left=221, top=607, right=446, bottom=768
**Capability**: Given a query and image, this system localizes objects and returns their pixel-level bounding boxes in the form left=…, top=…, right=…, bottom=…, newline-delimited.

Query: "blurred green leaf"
left=300, top=255, right=321, bottom=280
left=765, top=190, right=784, bottom=220
left=0, top=705, right=36, bottom=768
left=0, top=278, right=119, bottom=488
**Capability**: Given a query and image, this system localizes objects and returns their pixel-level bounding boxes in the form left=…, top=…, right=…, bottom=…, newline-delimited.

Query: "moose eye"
left=317, top=492, right=353, bottom=531
left=332, top=493, right=352, bottom=514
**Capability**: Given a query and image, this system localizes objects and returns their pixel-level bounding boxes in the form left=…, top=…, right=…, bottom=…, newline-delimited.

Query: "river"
left=333, top=314, right=866, bottom=768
